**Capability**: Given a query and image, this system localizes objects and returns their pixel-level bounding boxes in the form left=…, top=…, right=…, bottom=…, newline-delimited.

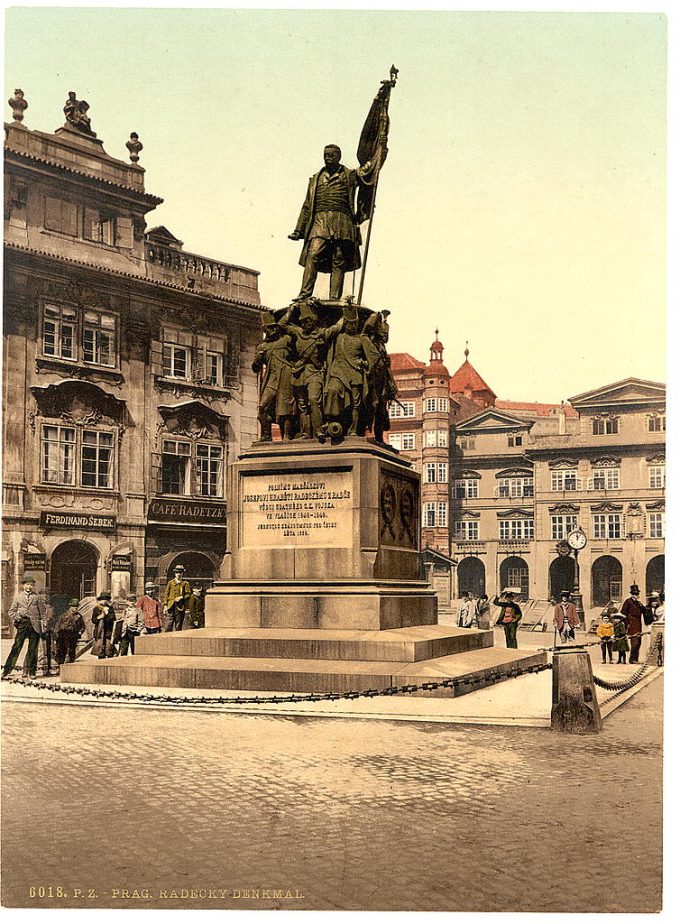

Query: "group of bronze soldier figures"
left=253, top=299, right=398, bottom=445
left=1, top=565, right=206, bottom=678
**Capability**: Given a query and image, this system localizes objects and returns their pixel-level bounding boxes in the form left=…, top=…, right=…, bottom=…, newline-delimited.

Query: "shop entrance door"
left=50, top=541, right=98, bottom=612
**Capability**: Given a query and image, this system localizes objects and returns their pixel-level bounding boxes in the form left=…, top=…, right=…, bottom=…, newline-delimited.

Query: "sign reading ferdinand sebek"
left=40, top=511, right=115, bottom=531
left=241, top=470, right=353, bottom=549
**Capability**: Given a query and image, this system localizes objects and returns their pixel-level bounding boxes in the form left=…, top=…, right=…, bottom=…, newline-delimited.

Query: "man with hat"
left=492, top=589, right=523, bottom=649
left=184, top=582, right=206, bottom=630
left=137, top=581, right=163, bottom=634
left=252, top=311, right=296, bottom=442
left=553, top=590, right=580, bottom=644
left=54, top=598, right=86, bottom=667
left=621, top=584, right=649, bottom=664
left=2, top=576, right=47, bottom=679
left=91, top=591, right=121, bottom=659
left=163, top=565, right=192, bottom=632
left=279, top=300, right=343, bottom=440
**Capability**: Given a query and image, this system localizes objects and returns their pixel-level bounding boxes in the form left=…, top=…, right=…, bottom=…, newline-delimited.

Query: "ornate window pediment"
left=646, top=501, right=665, bottom=512
left=496, top=468, right=533, bottom=479
left=458, top=510, right=480, bottom=520
left=591, top=457, right=621, bottom=467
left=496, top=508, right=533, bottom=519
left=646, top=454, right=665, bottom=464
left=459, top=470, right=481, bottom=480
left=548, top=503, right=580, bottom=514
left=548, top=458, right=578, bottom=469
left=157, top=400, right=228, bottom=443
left=30, top=380, right=126, bottom=428
left=590, top=502, right=623, bottom=513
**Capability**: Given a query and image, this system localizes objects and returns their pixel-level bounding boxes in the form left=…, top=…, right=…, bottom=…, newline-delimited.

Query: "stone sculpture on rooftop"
left=63, top=91, right=96, bottom=137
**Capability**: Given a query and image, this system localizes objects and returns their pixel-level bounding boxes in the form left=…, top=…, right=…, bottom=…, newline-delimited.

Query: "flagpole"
left=357, top=174, right=380, bottom=306
left=356, top=65, right=398, bottom=307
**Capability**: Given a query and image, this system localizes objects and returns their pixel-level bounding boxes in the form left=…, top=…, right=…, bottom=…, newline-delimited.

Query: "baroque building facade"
left=2, top=93, right=261, bottom=630
left=390, top=337, right=666, bottom=610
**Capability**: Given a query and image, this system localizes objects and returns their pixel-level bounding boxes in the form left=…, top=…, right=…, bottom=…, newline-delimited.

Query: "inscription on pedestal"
left=241, top=469, right=353, bottom=548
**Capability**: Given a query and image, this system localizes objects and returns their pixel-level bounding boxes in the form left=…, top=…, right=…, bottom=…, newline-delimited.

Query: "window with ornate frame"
left=41, top=424, right=115, bottom=489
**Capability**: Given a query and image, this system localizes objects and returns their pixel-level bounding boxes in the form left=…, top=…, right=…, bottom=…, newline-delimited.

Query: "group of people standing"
left=2, top=564, right=207, bottom=678
left=457, top=590, right=523, bottom=648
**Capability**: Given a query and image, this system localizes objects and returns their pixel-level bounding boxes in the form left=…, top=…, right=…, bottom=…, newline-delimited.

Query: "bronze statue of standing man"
left=289, top=145, right=371, bottom=302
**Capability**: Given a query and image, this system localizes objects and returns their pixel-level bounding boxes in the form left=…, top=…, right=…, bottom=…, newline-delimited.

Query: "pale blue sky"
left=5, top=8, right=666, bottom=401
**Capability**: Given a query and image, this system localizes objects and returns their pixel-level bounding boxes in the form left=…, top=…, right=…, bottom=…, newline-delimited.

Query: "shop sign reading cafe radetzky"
left=147, top=498, right=226, bottom=525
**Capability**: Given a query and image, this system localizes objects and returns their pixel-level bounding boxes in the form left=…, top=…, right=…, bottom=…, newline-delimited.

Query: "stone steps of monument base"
left=134, top=626, right=492, bottom=663
left=60, top=647, right=546, bottom=697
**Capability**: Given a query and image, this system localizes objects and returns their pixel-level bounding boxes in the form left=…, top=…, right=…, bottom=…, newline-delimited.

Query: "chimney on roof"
left=558, top=401, right=566, bottom=435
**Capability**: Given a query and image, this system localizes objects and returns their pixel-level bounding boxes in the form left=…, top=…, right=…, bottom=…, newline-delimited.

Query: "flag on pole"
left=356, top=66, right=398, bottom=224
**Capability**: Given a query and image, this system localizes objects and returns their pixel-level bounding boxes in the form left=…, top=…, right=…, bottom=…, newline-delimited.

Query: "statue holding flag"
left=289, top=66, right=398, bottom=303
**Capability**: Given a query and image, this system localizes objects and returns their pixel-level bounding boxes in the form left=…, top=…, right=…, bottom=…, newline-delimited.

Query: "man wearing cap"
left=621, top=584, right=649, bottom=664
left=91, top=591, right=120, bottom=659
left=163, top=566, right=192, bottom=632
left=54, top=598, right=86, bottom=667
left=252, top=312, right=296, bottom=442
left=2, top=576, right=47, bottom=679
left=184, top=583, right=206, bottom=630
left=137, top=582, right=163, bottom=634
left=553, top=590, right=580, bottom=644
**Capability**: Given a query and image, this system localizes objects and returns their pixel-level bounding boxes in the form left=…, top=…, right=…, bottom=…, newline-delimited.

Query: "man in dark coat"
left=55, top=598, right=86, bottom=666
left=91, top=591, right=120, bottom=659
left=2, top=577, right=47, bottom=679
left=621, top=584, right=648, bottom=664
left=289, top=145, right=371, bottom=301
left=493, top=590, right=523, bottom=649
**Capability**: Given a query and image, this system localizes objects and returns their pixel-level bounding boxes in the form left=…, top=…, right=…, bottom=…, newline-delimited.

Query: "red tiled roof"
left=495, top=399, right=578, bottom=418
left=449, top=360, right=495, bottom=398
left=390, top=352, right=426, bottom=373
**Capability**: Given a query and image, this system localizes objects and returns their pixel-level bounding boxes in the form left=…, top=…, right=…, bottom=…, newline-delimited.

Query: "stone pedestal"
left=62, top=440, right=547, bottom=694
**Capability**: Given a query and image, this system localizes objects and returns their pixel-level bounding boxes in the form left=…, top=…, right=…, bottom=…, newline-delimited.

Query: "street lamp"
left=567, top=527, right=588, bottom=625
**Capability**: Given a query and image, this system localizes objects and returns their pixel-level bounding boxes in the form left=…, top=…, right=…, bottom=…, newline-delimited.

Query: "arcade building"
left=2, top=91, right=261, bottom=630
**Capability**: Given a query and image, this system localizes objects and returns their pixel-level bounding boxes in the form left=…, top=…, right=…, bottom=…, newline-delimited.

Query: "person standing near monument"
left=2, top=577, right=47, bottom=679
left=596, top=614, right=615, bottom=664
left=252, top=311, right=297, bottom=441
left=553, top=590, right=579, bottom=644
left=137, top=581, right=163, bottom=634
left=621, top=584, right=648, bottom=664
left=54, top=598, right=86, bottom=668
left=475, top=594, right=491, bottom=629
left=612, top=613, right=629, bottom=664
left=163, top=565, right=192, bottom=632
left=119, top=594, right=144, bottom=656
left=91, top=591, right=120, bottom=659
left=184, top=583, right=206, bottom=630
left=493, top=590, right=523, bottom=649
left=457, top=592, right=474, bottom=628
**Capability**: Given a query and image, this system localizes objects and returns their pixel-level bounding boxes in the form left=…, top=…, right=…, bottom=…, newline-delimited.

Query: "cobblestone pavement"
left=1, top=674, right=662, bottom=912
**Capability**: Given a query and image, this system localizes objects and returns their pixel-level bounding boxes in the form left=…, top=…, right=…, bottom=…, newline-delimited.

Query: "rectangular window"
left=388, top=434, right=401, bottom=450
left=422, top=502, right=436, bottom=528
left=162, top=344, right=189, bottom=379
left=82, top=311, right=116, bottom=367
left=42, top=304, right=77, bottom=360
left=551, top=469, right=578, bottom=491
left=437, top=502, right=448, bottom=527
left=593, top=418, right=618, bottom=435
left=437, top=462, right=448, bottom=483
left=390, top=401, right=415, bottom=418
left=401, top=433, right=415, bottom=451
left=196, top=444, right=223, bottom=497
left=454, top=478, right=479, bottom=499
left=41, top=426, right=76, bottom=485
left=161, top=440, right=191, bottom=495
left=84, top=208, right=116, bottom=245
left=44, top=195, right=77, bottom=235
left=499, top=519, right=534, bottom=540
left=648, top=416, right=666, bottom=432
left=437, top=430, right=448, bottom=447
left=551, top=514, right=579, bottom=540
left=508, top=435, right=523, bottom=447
left=592, top=513, right=622, bottom=539
left=498, top=477, right=533, bottom=498
left=81, top=430, right=113, bottom=488
left=424, top=430, right=436, bottom=448
left=592, top=468, right=620, bottom=490
left=649, top=465, right=665, bottom=489
left=459, top=436, right=476, bottom=450
left=424, top=462, right=437, bottom=483
left=424, top=398, right=437, bottom=413
left=648, top=512, right=664, bottom=539
left=454, top=520, right=479, bottom=540
left=438, top=397, right=449, bottom=413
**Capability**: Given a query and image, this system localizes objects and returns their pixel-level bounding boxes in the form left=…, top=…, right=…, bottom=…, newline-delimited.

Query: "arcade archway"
left=549, top=555, right=575, bottom=600
left=499, top=556, right=529, bottom=601
left=457, top=557, right=485, bottom=597
left=646, top=555, right=665, bottom=596
left=591, top=555, right=622, bottom=607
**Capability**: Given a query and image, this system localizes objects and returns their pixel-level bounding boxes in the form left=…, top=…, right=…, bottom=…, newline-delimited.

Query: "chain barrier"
left=1, top=660, right=553, bottom=707
left=591, top=635, right=661, bottom=702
